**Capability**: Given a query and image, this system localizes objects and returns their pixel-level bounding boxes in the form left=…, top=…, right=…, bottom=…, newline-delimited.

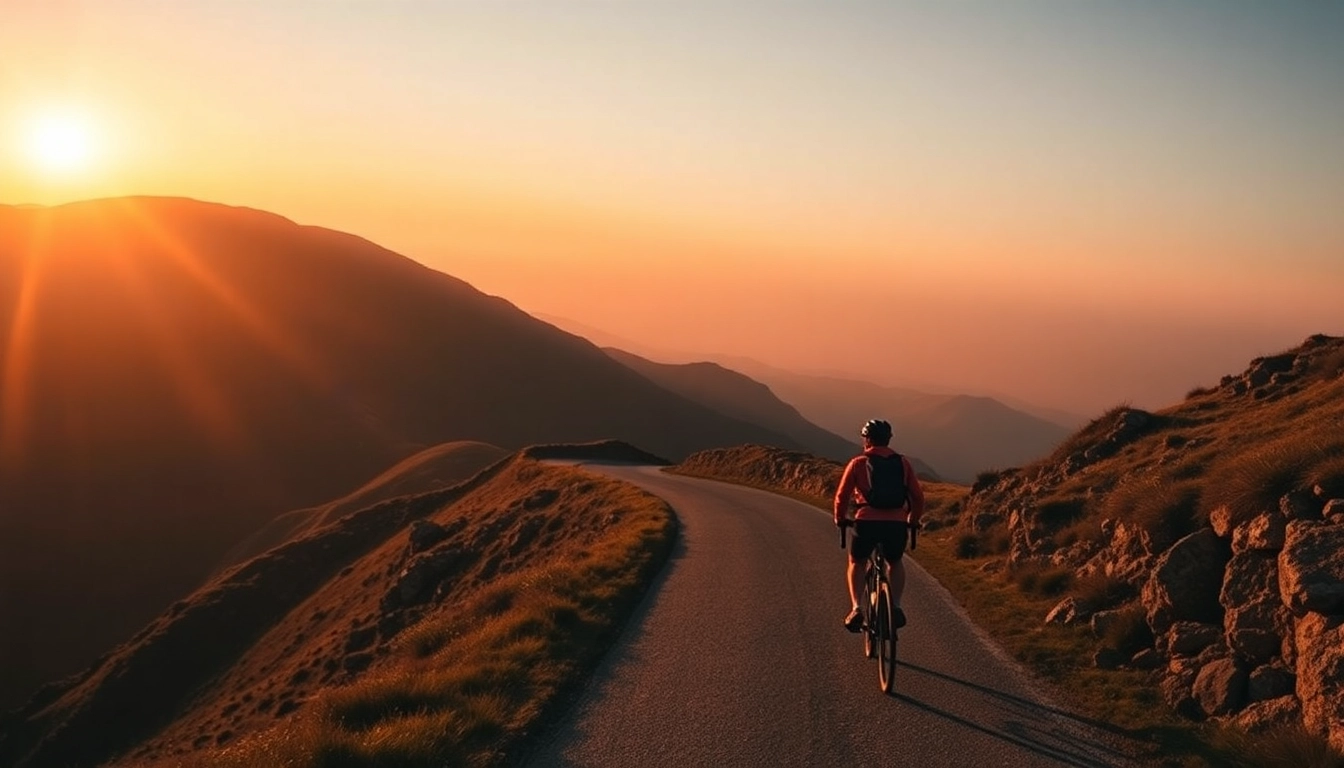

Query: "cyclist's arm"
left=833, top=458, right=859, bottom=526
left=903, top=457, right=926, bottom=526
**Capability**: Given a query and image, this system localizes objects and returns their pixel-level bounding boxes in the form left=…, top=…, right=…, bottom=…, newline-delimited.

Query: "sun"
left=22, top=111, right=98, bottom=175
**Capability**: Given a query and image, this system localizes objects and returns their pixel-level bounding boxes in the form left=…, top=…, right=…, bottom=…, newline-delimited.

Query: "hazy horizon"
left=4, top=1, right=1341, bottom=416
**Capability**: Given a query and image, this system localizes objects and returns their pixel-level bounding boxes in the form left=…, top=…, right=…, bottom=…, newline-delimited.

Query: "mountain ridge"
left=0, top=196, right=808, bottom=707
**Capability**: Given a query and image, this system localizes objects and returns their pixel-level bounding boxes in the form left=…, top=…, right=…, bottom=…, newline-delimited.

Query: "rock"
left=383, top=546, right=469, bottom=609
left=1143, top=529, right=1229, bottom=634
left=1193, top=657, right=1248, bottom=717
left=408, top=520, right=450, bottom=554
left=1324, top=498, right=1344, bottom=522
left=1161, top=667, right=1203, bottom=720
left=1045, top=597, right=1087, bottom=625
left=1231, top=695, right=1302, bottom=734
left=1246, top=353, right=1295, bottom=388
left=1221, top=551, right=1291, bottom=665
left=1247, top=661, right=1296, bottom=703
left=1294, top=612, right=1344, bottom=750
left=1278, top=521, right=1344, bottom=615
left=1230, top=510, right=1287, bottom=554
left=1209, top=504, right=1234, bottom=538
left=1167, top=621, right=1223, bottom=657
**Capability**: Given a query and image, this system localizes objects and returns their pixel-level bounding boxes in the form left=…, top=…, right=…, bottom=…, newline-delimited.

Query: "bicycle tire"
left=877, top=583, right=898, bottom=693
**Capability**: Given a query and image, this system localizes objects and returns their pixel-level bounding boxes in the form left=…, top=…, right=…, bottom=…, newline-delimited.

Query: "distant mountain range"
left=0, top=197, right=810, bottom=707
left=710, top=356, right=1073, bottom=484
left=537, top=312, right=1075, bottom=484
left=603, top=348, right=941, bottom=479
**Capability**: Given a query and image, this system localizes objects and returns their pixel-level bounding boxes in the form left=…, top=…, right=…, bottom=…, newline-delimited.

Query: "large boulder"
left=1144, top=529, right=1229, bottom=634
left=1220, top=551, right=1291, bottom=665
left=1166, top=621, right=1223, bottom=658
left=1193, top=657, right=1248, bottom=718
left=1294, top=612, right=1344, bottom=752
left=1230, top=695, right=1302, bottom=734
left=1230, top=509, right=1287, bottom=554
left=1247, top=661, right=1296, bottom=703
left=1279, top=521, right=1344, bottom=616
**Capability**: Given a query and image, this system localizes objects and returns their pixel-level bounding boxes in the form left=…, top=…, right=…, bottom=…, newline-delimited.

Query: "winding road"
left=523, top=465, right=1146, bottom=767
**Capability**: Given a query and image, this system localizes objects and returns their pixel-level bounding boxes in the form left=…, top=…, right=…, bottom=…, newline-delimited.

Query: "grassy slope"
left=2, top=443, right=674, bottom=768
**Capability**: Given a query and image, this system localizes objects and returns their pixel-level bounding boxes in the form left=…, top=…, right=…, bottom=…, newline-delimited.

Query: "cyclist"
left=834, top=419, right=924, bottom=633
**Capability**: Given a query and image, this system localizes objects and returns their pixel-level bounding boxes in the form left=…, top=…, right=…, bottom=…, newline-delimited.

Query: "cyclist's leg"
left=879, top=521, right=911, bottom=626
left=846, top=522, right=877, bottom=626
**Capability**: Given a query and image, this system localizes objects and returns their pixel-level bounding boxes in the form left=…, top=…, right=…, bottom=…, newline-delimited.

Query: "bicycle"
left=840, top=522, right=916, bottom=693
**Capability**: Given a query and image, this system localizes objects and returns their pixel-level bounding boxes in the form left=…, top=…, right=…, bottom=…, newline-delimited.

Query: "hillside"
left=0, top=196, right=805, bottom=707
left=711, top=357, right=1072, bottom=484
left=953, top=333, right=1344, bottom=750
left=221, top=441, right=511, bottom=568
left=603, top=347, right=860, bottom=462
left=0, top=445, right=675, bottom=768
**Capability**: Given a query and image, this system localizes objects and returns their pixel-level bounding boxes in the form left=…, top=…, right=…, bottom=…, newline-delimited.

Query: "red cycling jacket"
left=833, top=446, right=925, bottom=525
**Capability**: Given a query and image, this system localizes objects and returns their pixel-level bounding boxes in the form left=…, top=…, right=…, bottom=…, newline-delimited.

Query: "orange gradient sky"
left=3, top=1, right=1341, bottom=416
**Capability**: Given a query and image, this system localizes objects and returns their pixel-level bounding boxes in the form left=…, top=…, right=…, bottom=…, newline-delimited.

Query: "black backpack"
left=862, top=453, right=909, bottom=509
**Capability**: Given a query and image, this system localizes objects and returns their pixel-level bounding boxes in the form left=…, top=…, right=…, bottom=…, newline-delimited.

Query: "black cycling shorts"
left=849, top=520, right=910, bottom=564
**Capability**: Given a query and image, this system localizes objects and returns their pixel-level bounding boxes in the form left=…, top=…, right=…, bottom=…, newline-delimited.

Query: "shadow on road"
left=893, top=661, right=1158, bottom=767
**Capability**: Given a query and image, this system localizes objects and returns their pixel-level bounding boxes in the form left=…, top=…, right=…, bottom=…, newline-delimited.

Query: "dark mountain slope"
left=603, top=347, right=859, bottom=461
left=0, top=196, right=801, bottom=707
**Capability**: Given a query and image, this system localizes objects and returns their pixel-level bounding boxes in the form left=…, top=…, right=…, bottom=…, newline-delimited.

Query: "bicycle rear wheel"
left=877, top=583, right=898, bottom=693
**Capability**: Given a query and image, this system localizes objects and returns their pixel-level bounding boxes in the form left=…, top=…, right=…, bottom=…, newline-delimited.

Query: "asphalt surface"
left=522, top=465, right=1147, bottom=768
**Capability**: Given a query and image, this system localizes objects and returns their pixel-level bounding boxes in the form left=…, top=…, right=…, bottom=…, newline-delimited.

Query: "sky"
left=3, top=1, right=1341, bottom=417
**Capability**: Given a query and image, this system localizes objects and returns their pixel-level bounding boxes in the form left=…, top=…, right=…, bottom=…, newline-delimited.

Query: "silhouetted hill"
left=0, top=196, right=805, bottom=708
left=709, top=358, right=1070, bottom=483
left=603, top=348, right=860, bottom=462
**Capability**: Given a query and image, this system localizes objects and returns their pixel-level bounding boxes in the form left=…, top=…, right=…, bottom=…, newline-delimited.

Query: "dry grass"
left=1070, top=571, right=1137, bottom=612
left=1202, top=431, right=1344, bottom=527
left=1209, top=725, right=1344, bottom=768
left=157, top=460, right=676, bottom=768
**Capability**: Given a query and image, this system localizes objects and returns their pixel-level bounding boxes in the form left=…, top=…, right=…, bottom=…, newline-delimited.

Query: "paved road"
left=522, top=466, right=1146, bottom=768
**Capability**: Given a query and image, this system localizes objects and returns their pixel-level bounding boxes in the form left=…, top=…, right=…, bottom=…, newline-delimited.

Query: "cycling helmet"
left=861, top=419, right=892, bottom=440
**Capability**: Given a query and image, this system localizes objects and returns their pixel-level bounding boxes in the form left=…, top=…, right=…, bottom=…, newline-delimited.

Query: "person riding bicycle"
left=834, top=419, right=924, bottom=633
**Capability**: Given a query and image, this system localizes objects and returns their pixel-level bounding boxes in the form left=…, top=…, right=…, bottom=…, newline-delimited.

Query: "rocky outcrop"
left=959, top=334, right=1344, bottom=748
left=1278, top=521, right=1344, bottom=616
left=1143, top=529, right=1228, bottom=634
left=1295, top=612, right=1344, bottom=752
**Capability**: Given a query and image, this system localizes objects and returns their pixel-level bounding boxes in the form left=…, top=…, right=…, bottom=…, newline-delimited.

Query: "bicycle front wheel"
left=877, top=583, right=899, bottom=693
